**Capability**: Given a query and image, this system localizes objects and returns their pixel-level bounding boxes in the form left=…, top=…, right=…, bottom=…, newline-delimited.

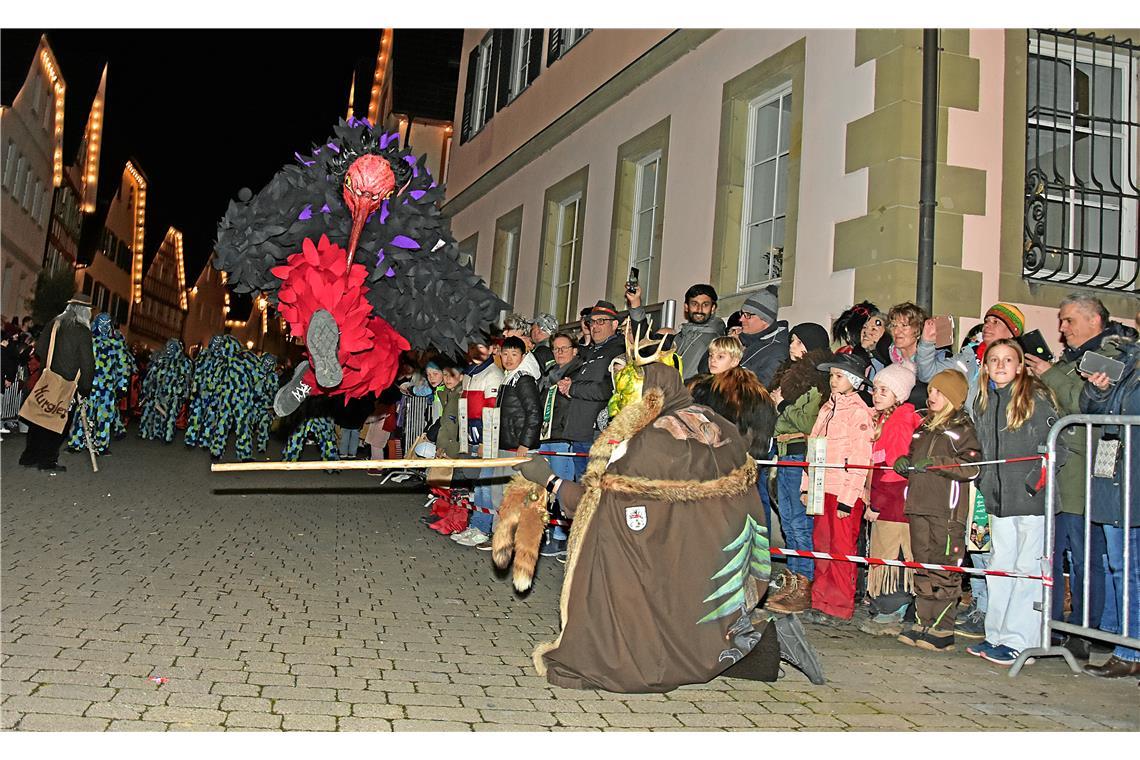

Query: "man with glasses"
left=556, top=300, right=629, bottom=474
left=536, top=331, right=582, bottom=561
left=628, top=283, right=725, bottom=381
left=737, top=284, right=788, bottom=389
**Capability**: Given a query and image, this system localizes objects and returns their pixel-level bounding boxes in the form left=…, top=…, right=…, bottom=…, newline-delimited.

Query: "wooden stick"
left=211, top=456, right=531, bottom=473
left=78, top=399, right=98, bottom=473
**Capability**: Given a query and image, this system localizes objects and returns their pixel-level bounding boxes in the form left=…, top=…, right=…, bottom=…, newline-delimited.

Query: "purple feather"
left=294, top=152, right=316, bottom=167
left=379, top=199, right=390, bottom=224
left=327, top=142, right=340, bottom=154
left=410, top=190, right=426, bottom=201
left=404, top=155, right=417, bottom=166
left=320, top=204, right=331, bottom=214
left=298, top=205, right=313, bottom=221
left=386, top=267, right=396, bottom=277
left=391, top=235, right=420, bottom=250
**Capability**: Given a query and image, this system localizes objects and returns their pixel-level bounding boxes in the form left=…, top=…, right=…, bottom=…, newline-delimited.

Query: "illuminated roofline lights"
left=368, top=29, right=393, bottom=126
left=125, top=162, right=148, bottom=304
left=39, top=45, right=66, bottom=188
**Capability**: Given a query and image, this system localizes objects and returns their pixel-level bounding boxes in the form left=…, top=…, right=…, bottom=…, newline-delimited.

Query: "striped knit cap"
left=985, top=302, right=1025, bottom=338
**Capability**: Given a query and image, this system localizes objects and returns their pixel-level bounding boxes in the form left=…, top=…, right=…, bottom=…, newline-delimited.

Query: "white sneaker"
left=450, top=528, right=477, bottom=542
left=455, top=529, right=489, bottom=547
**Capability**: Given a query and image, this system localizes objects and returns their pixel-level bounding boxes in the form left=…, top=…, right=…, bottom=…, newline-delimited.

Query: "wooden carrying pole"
left=211, top=457, right=531, bottom=473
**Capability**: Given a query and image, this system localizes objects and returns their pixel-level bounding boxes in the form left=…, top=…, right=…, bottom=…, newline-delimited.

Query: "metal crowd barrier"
left=1, top=366, right=27, bottom=426
left=1010, top=414, right=1138, bottom=677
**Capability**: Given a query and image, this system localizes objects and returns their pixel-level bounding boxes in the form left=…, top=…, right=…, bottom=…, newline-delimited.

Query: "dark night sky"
left=1, top=28, right=462, bottom=280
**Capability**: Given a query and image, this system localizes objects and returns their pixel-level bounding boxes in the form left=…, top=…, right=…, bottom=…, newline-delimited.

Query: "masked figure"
left=68, top=313, right=134, bottom=454
left=214, top=118, right=507, bottom=416
left=253, top=354, right=279, bottom=454
left=139, top=339, right=191, bottom=443
left=185, top=336, right=223, bottom=448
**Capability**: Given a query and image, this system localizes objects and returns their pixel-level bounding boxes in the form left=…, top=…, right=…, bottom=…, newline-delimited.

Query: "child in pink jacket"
left=801, top=353, right=875, bottom=621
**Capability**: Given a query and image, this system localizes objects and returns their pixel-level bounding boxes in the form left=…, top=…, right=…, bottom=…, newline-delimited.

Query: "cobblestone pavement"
left=2, top=435, right=1137, bottom=732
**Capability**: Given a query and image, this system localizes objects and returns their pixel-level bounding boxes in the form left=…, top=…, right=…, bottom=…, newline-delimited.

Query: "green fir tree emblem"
left=697, top=514, right=771, bottom=624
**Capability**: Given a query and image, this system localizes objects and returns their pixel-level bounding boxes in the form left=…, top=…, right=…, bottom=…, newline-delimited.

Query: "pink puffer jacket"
left=801, top=391, right=874, bottom=507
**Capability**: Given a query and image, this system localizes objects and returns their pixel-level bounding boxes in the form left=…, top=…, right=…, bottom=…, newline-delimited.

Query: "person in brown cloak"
left=514, top=360, right=823, bottom=692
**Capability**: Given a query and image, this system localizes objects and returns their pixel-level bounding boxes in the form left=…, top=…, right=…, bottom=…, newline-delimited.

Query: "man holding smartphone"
left=1024, top=293, right=1138, bottom=661
left=626, top=282, right=725, bottom=381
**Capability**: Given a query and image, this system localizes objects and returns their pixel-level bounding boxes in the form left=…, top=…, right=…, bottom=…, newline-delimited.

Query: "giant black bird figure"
left=214, top=118, right=507, bottom=414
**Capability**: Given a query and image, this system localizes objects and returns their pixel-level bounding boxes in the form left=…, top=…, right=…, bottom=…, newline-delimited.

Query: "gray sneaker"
left=273, top=360, right=313, bottom=417
left=307, top=309, right=342, bottom=388
left=954, top=608, right=986, bottom=639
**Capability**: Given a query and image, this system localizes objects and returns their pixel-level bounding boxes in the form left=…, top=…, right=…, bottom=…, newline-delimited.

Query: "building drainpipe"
left=916, top=28, right=940, bottom=315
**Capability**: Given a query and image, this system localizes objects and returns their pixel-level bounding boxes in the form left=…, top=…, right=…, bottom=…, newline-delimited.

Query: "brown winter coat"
left=902, top=412, right=982, bottom=519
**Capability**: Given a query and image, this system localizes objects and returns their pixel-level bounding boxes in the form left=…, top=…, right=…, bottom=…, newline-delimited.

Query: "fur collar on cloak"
left=534, top=362, right=759, bottom=675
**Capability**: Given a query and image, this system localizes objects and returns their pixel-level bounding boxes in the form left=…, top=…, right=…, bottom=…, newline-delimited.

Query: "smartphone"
left=932, top=315, right=954, bottom=348
left=626, top=267, right=640, bottom=294
left=1018, top=329, right=1054, bottom=363
left=1078, top=351, right=1125, bottom=383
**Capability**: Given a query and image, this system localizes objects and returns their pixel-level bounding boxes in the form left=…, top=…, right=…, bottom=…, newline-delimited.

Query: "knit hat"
left=740, top=284, right=779, bottom=324
left=873, top=363, right=916, bottom=405
left=532, top=312, right=559, bottom=336
left=928, top=369, right=968, bottom=410
left=985, top=302, right=1025, bottom=338
left=791, top=322, right=830, bottom=353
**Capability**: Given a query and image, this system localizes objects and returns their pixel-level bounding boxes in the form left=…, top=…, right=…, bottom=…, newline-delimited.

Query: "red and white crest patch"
left=625, top=506, right=647, bottom=532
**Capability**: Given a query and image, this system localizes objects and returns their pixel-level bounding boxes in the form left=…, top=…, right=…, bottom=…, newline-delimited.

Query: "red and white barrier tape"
left=753, top=455, right=1044, bottom=472
left=770, top=547, right=1052, bottom=583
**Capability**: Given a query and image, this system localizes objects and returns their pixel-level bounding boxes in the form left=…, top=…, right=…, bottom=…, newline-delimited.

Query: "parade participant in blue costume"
left=68, top=313, right=134, bottom=455
left=253, top=354, right=279, bottom=454
left=139, top=339, right=191, bottom=443
left=185, top=336, right=224, bottom=448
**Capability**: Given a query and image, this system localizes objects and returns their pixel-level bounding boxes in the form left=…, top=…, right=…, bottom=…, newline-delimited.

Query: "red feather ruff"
left=272, top=235, right=409, bottom=400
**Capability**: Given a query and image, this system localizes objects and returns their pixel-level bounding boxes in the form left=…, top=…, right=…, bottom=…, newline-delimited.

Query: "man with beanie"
left=627, top=283, right=725, bottom=381
left=736, top=284, right=788, bottom=388
left=915, top=302, right=1023, bottom=640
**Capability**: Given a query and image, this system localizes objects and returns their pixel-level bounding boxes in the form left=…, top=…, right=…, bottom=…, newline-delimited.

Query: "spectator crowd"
left=4, top=278, right=1139, bottom=681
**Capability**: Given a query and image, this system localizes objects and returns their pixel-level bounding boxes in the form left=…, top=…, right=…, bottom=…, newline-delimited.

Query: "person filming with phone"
left=1023, top=293, right=1137, bottom=664
left=626, top=276, right=726, bottom=381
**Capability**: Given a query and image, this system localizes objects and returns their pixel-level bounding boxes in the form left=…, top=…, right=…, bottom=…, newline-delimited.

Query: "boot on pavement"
left=767, top=573, right=812, bottom=614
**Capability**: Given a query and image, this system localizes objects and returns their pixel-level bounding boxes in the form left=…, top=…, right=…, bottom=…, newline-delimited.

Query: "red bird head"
left=342, top=154, right=396, bottom=259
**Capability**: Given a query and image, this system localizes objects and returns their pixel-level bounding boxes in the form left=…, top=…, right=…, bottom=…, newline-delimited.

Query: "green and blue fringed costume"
left=67, top=314, right=134, bottom=454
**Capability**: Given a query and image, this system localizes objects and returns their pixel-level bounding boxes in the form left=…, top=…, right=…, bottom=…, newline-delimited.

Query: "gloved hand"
left=513, top=455, right=555, bottom=487
left=837, top=502, right=854, bottom=518
left=893, top=456, right=932, bottom=475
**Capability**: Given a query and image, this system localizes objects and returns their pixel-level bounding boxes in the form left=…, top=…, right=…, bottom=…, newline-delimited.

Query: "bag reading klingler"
left=966, top=483, right=991, bottom=552
left=18, top=322, right=79, bottom=434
